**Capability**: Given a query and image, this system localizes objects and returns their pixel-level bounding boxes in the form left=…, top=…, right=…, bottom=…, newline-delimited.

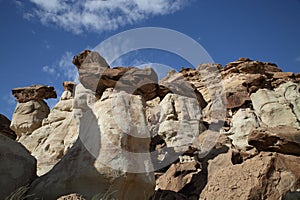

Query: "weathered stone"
left=0, top=134, right=36, bottom=198
left=10, top=100, right=50, bottom=137
left=200, top=152, right=300, bottom=200
left=63, top=81, right=76, bottom=93
left=248, top=126, right=300, bottom=156
left=251, top=82, right=300, bottom=128
left=12, top=85, right=57, bottom=103
left=0, top=114, right=16, bottom=139
left=226, top=108, right=260, bottom=150
left=18, top=87, right=77, bottom=176
left=27, top=84, right=155, bottom=199
left=156, top=161, right=201, bottom=192
left=160, top=70, right=207, bottom=109
left=156, top=94, right=205, bottom=153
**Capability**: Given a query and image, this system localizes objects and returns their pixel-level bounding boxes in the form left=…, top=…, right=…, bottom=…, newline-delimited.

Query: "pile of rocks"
left=0, top=50, right=299, bottom=200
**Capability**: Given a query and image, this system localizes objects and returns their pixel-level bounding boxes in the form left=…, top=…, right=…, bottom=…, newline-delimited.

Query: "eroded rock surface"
left=12, top=85, right=57, bottom=103
left=27, top=84, right=155, bottom=199
left=251, top=82, right=300, bottom=128
left=18, top=82, right=77, bottom=176
left=200, top=152, right=300, bottom=200
left=10, top=100, right=50, bottom=137
left=0, top=134, right=36, bottom=198
left=248, top=126, right=300, bottom=156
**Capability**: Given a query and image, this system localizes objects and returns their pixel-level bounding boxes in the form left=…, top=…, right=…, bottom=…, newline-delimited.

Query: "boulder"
left=27, top=84, right=155, bottom=199
left=156, top=161, right=201, bottom=192
left=0, top=114, right=16, bottom=139
left=251, top=82, right=300, bottom=128
left=200, top=152, right=300, bottom=200
left=12, top=85, right=57, bottom=103
left=248, top=126, right=300, bottom=156
left=226, top=108, right=260, bottom=150
left=18, top=82, right=77, bottom=176
left=156, top=93, right=205, bottom=153
left=0, top=134, right=37, bottom=198
left=10, top=100, right=50, bottom=137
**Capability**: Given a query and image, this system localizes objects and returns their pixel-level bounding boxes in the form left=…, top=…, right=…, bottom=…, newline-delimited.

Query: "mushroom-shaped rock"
left=12, top=85, right=57, bottom=103
left=10, top=85, right=57, bottom=137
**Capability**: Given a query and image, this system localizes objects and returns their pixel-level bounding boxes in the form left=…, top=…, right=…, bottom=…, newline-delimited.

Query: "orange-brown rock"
left=200, top=152, right=300, bottom=200
left=248, top=126, right=300, bottom=156
left=63, top=81, right=76, bottom=93
left=12, top=85, right=57, bottom=103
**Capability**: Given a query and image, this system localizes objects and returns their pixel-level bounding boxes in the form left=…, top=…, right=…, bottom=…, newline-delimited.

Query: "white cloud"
left=3, top=94, right=16, bottom=106
left=41, top=51, right=78, bottom=83
left=42, top=65, right=56, bottom=75
left=26, top=0, right=189, bottom=34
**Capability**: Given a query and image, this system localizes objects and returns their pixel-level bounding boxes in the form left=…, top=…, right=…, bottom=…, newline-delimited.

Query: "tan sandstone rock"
left=251, top=82, right=300, bottom=128
left=226, top=108, right=260, bottom=150
left=10, top=100, right=50, bottom=137
left=0, top=134, right=37, bottom=198
left=18, top=82, right=77, bottom=176
left=27, top=84, right=155, bottom=199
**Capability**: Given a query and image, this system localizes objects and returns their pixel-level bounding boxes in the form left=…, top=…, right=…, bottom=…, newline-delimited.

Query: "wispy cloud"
left=25, top=0, right=189, bottom=34
left=42, top=51, right=78, bottom=82
left=296, top=56, right=300, bottom=62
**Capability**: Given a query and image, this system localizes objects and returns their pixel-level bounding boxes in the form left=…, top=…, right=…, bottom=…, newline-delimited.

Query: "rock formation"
left=1, top=51, right=299, bottom=200
left=0, top=114, right=16, bottom=139
left=0, top=134, right=36, bottom=198
left=18, top=82, right=77, bottom=176
left=10, top=85, right=57, bottom=137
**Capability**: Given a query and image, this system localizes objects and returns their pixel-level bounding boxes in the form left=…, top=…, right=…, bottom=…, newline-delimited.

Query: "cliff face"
left=0, top=51, right=299, bottom=200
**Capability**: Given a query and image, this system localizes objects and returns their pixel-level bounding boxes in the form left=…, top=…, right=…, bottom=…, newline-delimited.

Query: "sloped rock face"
left=200, top=152, right=300, bottom=200
left=18, top=82, right=77, bottom=176
left=0, top=114, right=16, bottom=139
left=0, top=134, right=36, bottom=198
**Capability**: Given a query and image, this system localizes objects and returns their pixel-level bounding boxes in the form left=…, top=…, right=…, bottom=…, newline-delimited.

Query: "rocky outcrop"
left=27, top=84, right=155, bottom=199
left=0, top=114, right=16, bottom=139
left=251, top=82, right=300, bottom=128
left=18, top=82, right=77, bottom=176
left=200, top=152, right=300, bottom=200
left=0, top=134, right=36, bottom=198
left=10, top=99, right=50, bottom=137
left=155, top=93, right=205, bottom=153
left=12, top=85, right=57, bottom=103
left=248, top=126, right=300, bottom=156
left=226, top=108, right=260, bottom=150
left=10, top=85, right=57, bottom=137
left=4, top=51, right=300, bottom=200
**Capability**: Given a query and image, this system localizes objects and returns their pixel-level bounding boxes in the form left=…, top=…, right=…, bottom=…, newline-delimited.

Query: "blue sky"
left=1, top=0, right=300, bottom=119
